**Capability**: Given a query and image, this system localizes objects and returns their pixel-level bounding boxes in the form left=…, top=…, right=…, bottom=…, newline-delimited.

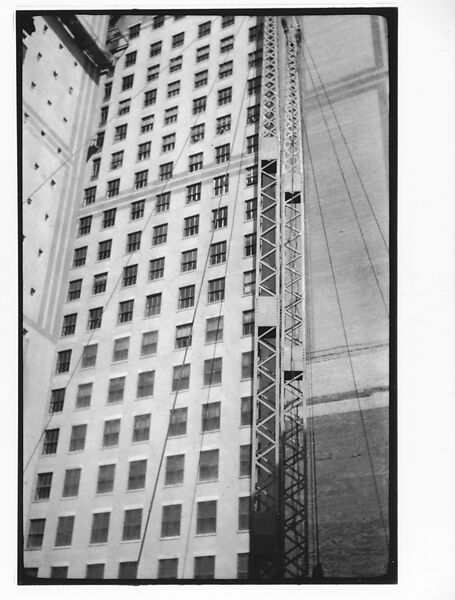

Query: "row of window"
left=90, top=104, right=259, bottom=168
left=26, top=552, right=248, bottom=580
left=88, top=135, right=258, bottom=183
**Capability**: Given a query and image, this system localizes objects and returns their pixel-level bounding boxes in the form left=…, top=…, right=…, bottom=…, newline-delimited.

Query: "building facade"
left=21, top=13, right=391, bottom=581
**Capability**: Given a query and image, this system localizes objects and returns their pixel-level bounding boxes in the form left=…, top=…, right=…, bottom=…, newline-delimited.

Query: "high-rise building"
left=21, top=12, right=391, bottom=581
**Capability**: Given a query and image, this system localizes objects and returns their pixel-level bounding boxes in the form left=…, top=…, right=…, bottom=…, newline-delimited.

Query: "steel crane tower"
left=251, top=16, right=308, bottom=580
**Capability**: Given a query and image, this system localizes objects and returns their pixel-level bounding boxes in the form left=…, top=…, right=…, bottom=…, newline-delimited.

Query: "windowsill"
left=120, top=539, right=141, bottom=544
left=208, top=262, right=226, bottom=268
left=170, top=388, right=189, bottom=394
left=197, top=478, right=218, bottom=484
left=240, top=424, right=252, bottom=430
left=80, top=365, right=96, bottom=370
left=139, top=353, right=157, bottom=359
left=201, top=383, right=222, bottom=389
left=60, top=495, right=78, bottom=501
left=131, top=439, right=149, bottom=445
left=238, top=475, right=251, bottom=480
left=176, top=306, right=195, bottom=313
left=106, top=400, right=123, bottom=406
left=32, top=498, right=50, bottom=503
left=163, top=482, right=183, bottom=488
left=194, top=532, right=216, bottom=537
left=126, top=487, right=145, bottom=493
left=136, top=395, right=153, bottom=401
left=160, top=536, right=180, bottom=541
left=112, top=359, right=128, bottom=365
left=204, top=340, right=223, bottom=346
left=53, top=545, right=72, bottom=550
left=92, top=292, right=107, bottom=297
left=200, top=429, right=220, bottom=435
left=96, top=491, right=113, bottom=497
left=182, top=234, right=199, bottom=239
left=89, top=542, right=108, bottom=547
left=101, top=445, right=119, bottom=450
left=240, top=378, right=253, bottom=382
left=144, top=314, right=161, bottom=320
left=241, top=333, right=253, bottom=339
left=168, top=434, right=187, bottom=440
left=67, top=449, right=85, bottom=455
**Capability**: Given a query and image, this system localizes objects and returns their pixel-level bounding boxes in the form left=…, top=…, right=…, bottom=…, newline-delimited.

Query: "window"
left=95, top=131, right=105, bottom=150
left=118, top=299, right=134, bottom=323
left=237, top=553, right=249, bottom=579
left=86, top=564, right=105, bottom=579
left=129, top=23, right=140, bottom=39
left=137, top=370, right=155, bottom=397
left=122, top=509, right=142, bottom=541
left=248, top=49, right=263, bottom=68
left=125, top=50, right=137, bottom=67
left=220, top=35, right=234, bottom=53
left=122, top=74, right=134, bottom=90
left=161, top=504, right=181, bottom=538
left=198, top=21, right=211, bottom=37
left=208, top=277, right=225, bottom=303
left=241, top=351, right=254, bottom=380
left=175, top=323, right=192, bottom=349
left=172, top=364, right=190, bottom=391
left=35, top=472, right=53, bottom=500
left=216, top=114, right=231, bottom=134
left=145, top=293, right=161, bottom=318
left=170, top=55, right=182, bottom=72
left=69, top=424, right=86, bottom=452
left=247, top=104, right=260, bottom=124
left=110, top=150, right=124, bottom=170
left=190, top=123, right=205, bottom=143
left=126, top=231, right=141, bottom=252
left=107, top=376, right=125, bottom=404
left=167, top=80, right=180, bottom=97
left=73, top=246, right=87, bottom=267
left=106, top=178, right=120, bottom=198
left=169, top=407, right=187, bottom=436
left=118, top=98, right=131, bottom=115
left=56, top=350, right=71, bottom=373
left=193, top=96, right=206, bottom=114
left=194, top=70, right=208, bottom=88
left=247, top=134, right=258, bottom=154
left=196, top=500, right=217, bottom=533
left=172, top=32, right=184, bottom=47
left=201, top=402, right=220, bottom=432
left=27, top=519, right=46, bottom=549
left=245, top=197, right=257, bottom=221
left=78, top=215, right=92, bottom=236
left=248, top=76, right=261, bottom=96
left=158, top=559, right=178, bottom=579
left=129, top=200, right=145, bottom=222
left=103, top=82, right=112, bottom=101
left=132, top=413, right=151, bottom=442
left=91, top=158, right=100, bottom=180
left=249, top=24, right=262, bottom=41
left=219, top=60, right=233, bottom=79
left=244, top=233, right=256, bottom=257
left=159, top=162, right=173, bottom=181
left=98, top=239, right=112, bottom=261
left=83, top=186, right=96, bottom=205
left=127, top=459, right=147, bottom=490
left=150, top=41, right=162, bottom=57
left=49, top=389, right=65, bottom=415
left=246, top=165, right=258, bottom=186
left=164, top=106, right=178, bottom=124
left=222, top=15, right=235, bottom=27
left=93, top=272, right=107, bottom=294
left=209, top=241, right=226, bottom=265
left=242, top=309, right=254, bottom=336
left=149, top=257, right=165, bottom=280
left=211, top=206, right=228, bottom=230
left=141, top=114, right=154, bottom=133
left=153, top=15, right=164, bottom=28
left=103, top=419, right=120, bottom=447
left=141, top=330, right=158, bottom=356
left=96, top=464, right=115, bottom=494
left=103, top=208, right=116, bottom=228
left=205, top=316, right=223, bottom=343
left=99, top=105, right=108, bottom=126
left=114, top=123, right=127, bottom=141
left=203, top=357, right=222, bottom=386
left=81, top=343, right=97, bottom=368
left=184, top=214, right=199, bottom=236
left=215, top=144, right=230, bottom=164
left=122, top=264, right=138, bottom=287
left=194, top=556, right=215, bottom=579
left=178, top=285, right=195, bottom=309
left=90, top=512, right=110, bottom=544
left=196, top=45, right=209, bottom=62
left=165, top=455, right=184, bottom=485
left=240, top=444, right=252, bottom=476
left=186, top=182, right=201, bottom=203
left=213, top=174, right=229, bottom=195
left=218, top=86, right=232, bottom=105
left=134, top=169, right=148, bottom=189
left=61, top=314, right=77, bottom=336
left=118, top=562, right=137, bottom=579
left=199, top=449, right=219, bottom=482
left=162, top=133, right=176, bottom=152
left=156, top=191, right=170, bottom=212
left=144, top=89, right=157, bottom=106
left=87, top=307, right=102, bottom=330
left=55, top=515, right=74, bottom=547
left=181, top=248, right=197, bottom=273
left=153, top=223, right=168, bottom=245
left=62, top=468, right=81, bottom=498
left=238, top=496, right=250, bottom=530
left=76, top=383, right=92, bottom=409
left=137, top=142, right=151, bottom=161
left=147, top=64, right=159, bottom=81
